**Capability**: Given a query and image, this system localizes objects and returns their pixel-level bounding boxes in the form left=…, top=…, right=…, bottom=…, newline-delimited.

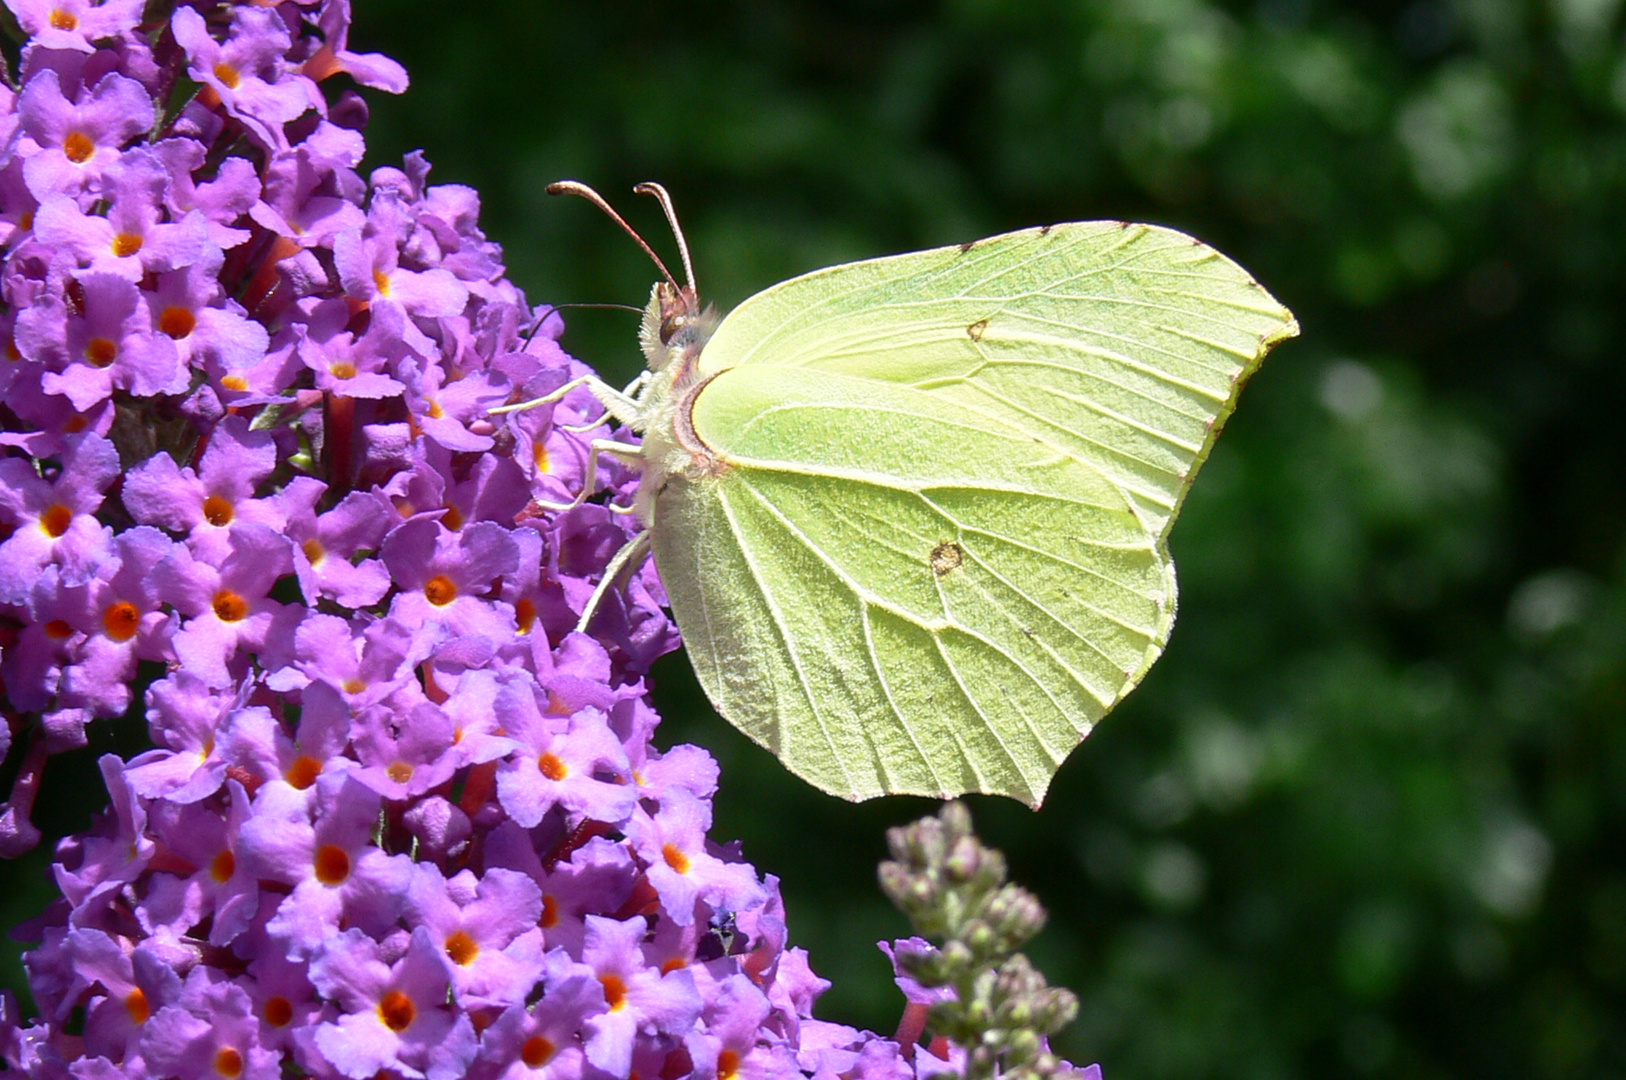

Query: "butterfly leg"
left=560, top=371, right=652, bottom=433
left=529, top=437, right=644, bottom=514
left=491, top=374, right=643, bottom=428
left=575, top=526, right=653, bottom=633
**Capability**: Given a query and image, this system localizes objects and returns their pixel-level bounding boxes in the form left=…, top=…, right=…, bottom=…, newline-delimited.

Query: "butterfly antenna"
left=520, top=303, right=642, bottom=348
left=547, top=180, right=683, bottom=297
left=633, top=182, right=697, bottom=296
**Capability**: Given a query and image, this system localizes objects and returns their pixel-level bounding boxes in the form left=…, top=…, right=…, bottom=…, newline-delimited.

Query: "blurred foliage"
left=353, top=1, right=1626, bottom=1077
left=12, top=1, right=1625, bottom=1077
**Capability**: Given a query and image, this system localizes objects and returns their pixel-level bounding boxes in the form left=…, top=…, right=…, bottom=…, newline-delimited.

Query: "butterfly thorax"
left=631, top=282, right=725, bottom=524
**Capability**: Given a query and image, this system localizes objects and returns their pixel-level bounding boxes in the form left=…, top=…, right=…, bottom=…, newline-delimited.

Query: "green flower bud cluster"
left=879, top=802, right=1086, bottom=1080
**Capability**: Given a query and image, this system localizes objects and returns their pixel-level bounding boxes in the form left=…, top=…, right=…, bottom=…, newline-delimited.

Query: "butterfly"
left=505, top=182, right=1297, bottom=807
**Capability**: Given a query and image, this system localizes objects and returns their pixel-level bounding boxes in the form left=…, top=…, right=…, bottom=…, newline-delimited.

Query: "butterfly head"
left=639, top=280, right=718, bottom=378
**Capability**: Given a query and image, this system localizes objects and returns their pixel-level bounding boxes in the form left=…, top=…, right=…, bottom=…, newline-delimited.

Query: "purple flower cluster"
left=0, top=3, right=954, bottom=1077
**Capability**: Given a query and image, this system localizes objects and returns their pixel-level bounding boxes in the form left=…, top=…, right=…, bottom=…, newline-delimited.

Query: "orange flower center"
left=212, top=62, right=242, bottom=90
left=718, top=1048, right=741, bottom=1079
left=285, top=756, right=321, bottom=789
left=600, top=973, right=627, bottom=1011
left=202, top=494, right=234, bottom=527
left=424, top=575, right=458, bottom=606
left=445, top=930, right=479, bottom=966
left=39, top=503, right=72, bottom=538
left=662, top=843, right=691, bottom=874
left=62, top=130, right=94, bottom=163
left=45, top=619, right=73, bottom=639
left=85, top=337, right=117, bottom=367
left=341, top=677, right=367, bottom=696
left=313, top=844, right=351, bottom=886
left=263, top=995, right=293, bottom=1027
left=533, top=443, right=551, bottom=473
left=111, top=232, right=142, bottom=257
left=515, top=596, right=537, bottom=634
left=213, top=1047, right=244, bottom=1078
left=386, top=761, right=413, bottom=785
left=221, top=374, right=249, bottom=392
left=439, top=504, right=463, bottom=531
left=103, top=600, right=140, bottom=641
left=159, top=306, right=196, bottom=339
left=537, top=753, right=568, bottom=781
left=373, top=269, right=392, bottom=297
left=521, top=1035, right=557, bottom=1067
left=125, top=987, right=149, bottom=1024
left=210, top=849, right=236, bottom=883
left=328, top=360, right=357, bottom=380
left=540, top=894, right=559, bottom=928
left=302, top=538, right=326, bottom=566
left=212, top=589, right=248, bottom=622
left=49, top=9, right=78, bottom=30
left=377, top=989, right=415, bottom=1032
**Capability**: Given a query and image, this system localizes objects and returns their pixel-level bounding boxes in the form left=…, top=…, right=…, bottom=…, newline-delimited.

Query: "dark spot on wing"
left=931, top=541, right=965, bottom=578
left=959, top=239, right=977, bottom=253
left=967, top=318, right=989, bottom=342
left=1039, top=223, right=1054, bottom=235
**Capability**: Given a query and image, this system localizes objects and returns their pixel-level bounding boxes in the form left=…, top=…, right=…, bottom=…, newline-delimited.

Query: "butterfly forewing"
left=650, top=365, right=1173, bottom=804
left=695, top=221, right=1298, bottom=544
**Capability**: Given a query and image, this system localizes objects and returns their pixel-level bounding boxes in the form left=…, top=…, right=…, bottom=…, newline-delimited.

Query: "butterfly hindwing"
left=651, top=365, right=1173, bottom=804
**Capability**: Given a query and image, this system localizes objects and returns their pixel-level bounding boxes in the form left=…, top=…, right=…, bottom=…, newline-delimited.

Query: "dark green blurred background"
left=13, top=0, right=1626, bottom=1076
left=359, top=1, right=1625, bottom=1077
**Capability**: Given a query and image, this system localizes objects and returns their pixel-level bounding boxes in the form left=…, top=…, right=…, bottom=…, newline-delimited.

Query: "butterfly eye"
left=660, top=310, right=689, bottom=342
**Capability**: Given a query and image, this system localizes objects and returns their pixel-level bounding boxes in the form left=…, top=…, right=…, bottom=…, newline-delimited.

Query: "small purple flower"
left=51, top=525, right=176, bottom=719
left=627, top=788, right=768, bottom=928
left=334, top=206, right=469, bottom=350
left=170, top=6, right=320, bottom=151
left=484, top=828, right=637, bottom=963
left=67, top=929, right=184, bottom=1065
left=216, top=679, right=353, bottom=794
left=299, top=0, right=410, bottom=94
left=150, top=524, right=299, bottom=688
left=239, top=772, right=412, bottom=955
left=121, top=416, right=283, bottom=560
left=406, top=863, right=546, bottom=1010
left=381, top=517, right=521, bottom=642
left=3, top=0, right=145, bottom=54
left=267, top=611, right=434, bottom=708
left=292, top=295, right=409, bottom=399
left=283, top=486, right=395, bottom=607
left=25, top=271, right=186, bottom=411
left=141, top=975, right=281, bottom=1080
left=239, top=946, right=327, bottom=1060
left=308, top=926, right=479, bottom=1080
left=150, top=137, right=262, bottom=249
left=250, top=131, right=368, bottom=250
left=579, top=914, right=704, bottom=1078
left=122, top=672, right=241, bottom=803
left=0, top=430, right=117, bottom=603
left=16, top=69, right=153, bottom=199
left=140, top=782, right=259, bottom=946
left=34, top=150, right=213, bottom=280
left=144, top=248, right=271, bottom=373
left=682, top=973, right=776, bottom=1080
left=475, top=956, right=601, bottom=1079
left=493, top=680, right=637, bottom=830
